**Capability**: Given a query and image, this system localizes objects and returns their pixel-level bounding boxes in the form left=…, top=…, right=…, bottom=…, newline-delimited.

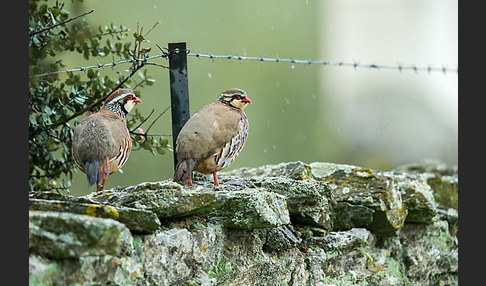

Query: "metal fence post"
left=168, top=42, right=190, bottom=170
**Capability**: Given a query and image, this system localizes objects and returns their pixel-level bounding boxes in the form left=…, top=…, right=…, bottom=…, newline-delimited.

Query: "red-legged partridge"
left=72, top=89, right=142, bottom=192
left=174, top=88, right=252, bottom=186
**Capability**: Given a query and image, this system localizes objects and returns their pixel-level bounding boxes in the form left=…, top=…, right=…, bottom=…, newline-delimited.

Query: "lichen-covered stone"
left=427, top=175, right=458, bottom=210
left=331, top=202, right=374, bottom=230
left=311, top=163, right=407, bottom=237
left=311, top=228, right=372, bottom=252
left=383, top=171, right=438, bottom=224
left=251, top=176, right=333, bottom=229
left=219, top=228, right=307, bottom=285
left=395, top=159, right=458, bottom=210
left=29, top=210, right=130, bottom=259
left=28, top=161, right=458, bottom=286
left=398, top=220, right=458, bottom=285
left=90, top=184, right=290, bottom=229
left=142, top=224, right=225, bottom=285
left=222, top=162, right=334, bottom=229
left=29, top=198, right=120, bottom=219
left=29, top=198, right=161, bottom=233
left=222, top=161, right=312, bottom=180
left=29, top=253, right=145, bottom=285
left=258, top=225, right=302, bottom=251
left=213, top=190, right=290, bottom=229
left=395, top=159, right=457, bottom=177
left=309, top=161, right=357, bottom=180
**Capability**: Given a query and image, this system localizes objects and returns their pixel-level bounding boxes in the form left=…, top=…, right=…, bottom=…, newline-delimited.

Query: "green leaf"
left=156, top=147, right=166, bottom=155
left=160, top=138, right=169, bottom=146
left=41, top=113, right=52, bottom=125
left=142, top=143, right=152, bottom=151
left=29, top=114, right=37, bottom=126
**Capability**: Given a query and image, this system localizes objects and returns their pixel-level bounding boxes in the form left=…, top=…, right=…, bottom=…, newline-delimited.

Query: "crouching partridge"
left=174, top=88, right=252, bottom=186
left=72, top=89, right=142, bottom=192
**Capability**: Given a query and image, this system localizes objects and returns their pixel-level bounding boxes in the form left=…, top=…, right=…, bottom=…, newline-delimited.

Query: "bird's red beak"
left=242, top=97, right=252, bottom=104
left=133, top=97, right=142, bottom=103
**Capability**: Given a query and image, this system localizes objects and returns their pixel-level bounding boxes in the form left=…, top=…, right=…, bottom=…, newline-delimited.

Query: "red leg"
left=213, top=171, right=220, bottom=186
left=188, top=174, right=195, bottom=187
left=97, top=158, right=110, bottom=192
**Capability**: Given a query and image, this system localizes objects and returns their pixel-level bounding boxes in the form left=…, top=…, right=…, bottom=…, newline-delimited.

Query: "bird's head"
left=103, top=89, right=142, bottom=117
left=218, top=88, right=252, bottom=110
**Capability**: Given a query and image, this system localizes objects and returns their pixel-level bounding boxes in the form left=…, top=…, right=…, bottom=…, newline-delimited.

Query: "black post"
left=168, top=42, right=190, bottom=170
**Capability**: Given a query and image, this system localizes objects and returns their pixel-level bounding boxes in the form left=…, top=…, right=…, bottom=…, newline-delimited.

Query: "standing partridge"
left=72, top=89, right=142, bottom=192
left=174, top=88, right=252, bottom=186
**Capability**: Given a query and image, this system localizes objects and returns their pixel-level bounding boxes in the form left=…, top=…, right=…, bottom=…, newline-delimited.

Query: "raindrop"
left=263, top=149, right=267, bottom=153
left=208, top=72, right=212, bottom=79
left=290, top=62, right=295, bottom=69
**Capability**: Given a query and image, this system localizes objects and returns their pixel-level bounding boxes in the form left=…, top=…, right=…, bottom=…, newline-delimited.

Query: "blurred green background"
left=56, top=0, right=457, bottom=196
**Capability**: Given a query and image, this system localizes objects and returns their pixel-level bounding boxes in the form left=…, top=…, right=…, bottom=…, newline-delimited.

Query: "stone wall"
left=29, top=161, right=458, bottom=285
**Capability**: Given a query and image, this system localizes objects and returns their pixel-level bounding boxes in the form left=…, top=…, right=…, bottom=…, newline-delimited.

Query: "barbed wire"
left=188, top=51, right=458, bottom=74
left=34, top=53, right=169, bottom=78
left=34, top=46, right=458, bottom=78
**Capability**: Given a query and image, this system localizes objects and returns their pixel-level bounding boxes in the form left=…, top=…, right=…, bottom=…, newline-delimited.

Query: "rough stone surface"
left=311, top=163, right=408, bottom=237
left=29, top=211, right=130, bottom=259
left=29, top=161, right=458, bottom=285
left=29, top=198, right=161, bottom=233
left=88, top=186, right=290, bottom=229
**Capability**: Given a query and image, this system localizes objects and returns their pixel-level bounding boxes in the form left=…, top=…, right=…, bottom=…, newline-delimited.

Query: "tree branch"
left=29, top=9, right=95, bottom=37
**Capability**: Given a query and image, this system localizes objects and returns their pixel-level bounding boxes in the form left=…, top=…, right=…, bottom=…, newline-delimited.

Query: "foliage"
left=29, top=0, right=169, bottom=193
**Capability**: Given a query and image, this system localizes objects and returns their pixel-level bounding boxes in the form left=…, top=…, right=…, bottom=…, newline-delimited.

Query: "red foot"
left=96, top=157, right=110, bottom=192
left=213, top=171, right=220, bottom=186
left=188, top=176, right=195, bottom=187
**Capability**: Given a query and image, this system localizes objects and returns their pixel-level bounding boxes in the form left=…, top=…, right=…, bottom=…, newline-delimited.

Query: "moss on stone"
left=428, top=176, right=458, bottom=210
left=29, top=211, right=129, bottom=259
left=29, top=161, right=458, bottom=285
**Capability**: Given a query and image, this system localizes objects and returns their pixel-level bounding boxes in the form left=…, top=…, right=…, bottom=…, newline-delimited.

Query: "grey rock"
left=311, top=163, right=407, bottom=237
left=224, top=161, right=334, bottom=229
left=29, top=210, right=130, bottom=259
left=142, top=225, right=225, bottom=285
left=223, top=160, right=313, bottom=180
left=331, top=202, right=374, bottom=230
left=252, top=176, right=333, bottom=229
left=90, top=184, right=290, bottom=229
left=395, top=159, right=458, bottom=210
left=312, top=228, right=372, bottom=252
left=28, top=161, right=458, bottom=286
left=383, top=171, right=438, bottom=224
left=398, top=220, right=458, bottom=285
left=29, top=198, right=161, bottom=233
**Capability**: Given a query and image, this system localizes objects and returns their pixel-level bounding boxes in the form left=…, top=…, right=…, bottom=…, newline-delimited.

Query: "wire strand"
left=33, top=47, right=458, bottom=77
left=188, top=51, right=458, bottom=74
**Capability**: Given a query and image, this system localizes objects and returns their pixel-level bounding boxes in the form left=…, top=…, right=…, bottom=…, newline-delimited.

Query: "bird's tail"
left=85, top=158, right=110, bottom=189
left=173, top=159, right=196, bottom=184
left=85, top=161, right=101, bottom=187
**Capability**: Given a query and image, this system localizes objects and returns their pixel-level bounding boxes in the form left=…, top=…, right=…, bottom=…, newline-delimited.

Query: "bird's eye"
left=125, top=95, right=133, bottom=100
left=233, top=95, right=241, bottom=100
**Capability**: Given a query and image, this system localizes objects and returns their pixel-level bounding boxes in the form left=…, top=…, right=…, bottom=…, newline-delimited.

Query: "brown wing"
left=175, top=102, right=243, bottom=162
left=72, top=110, right=129, bottom=170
